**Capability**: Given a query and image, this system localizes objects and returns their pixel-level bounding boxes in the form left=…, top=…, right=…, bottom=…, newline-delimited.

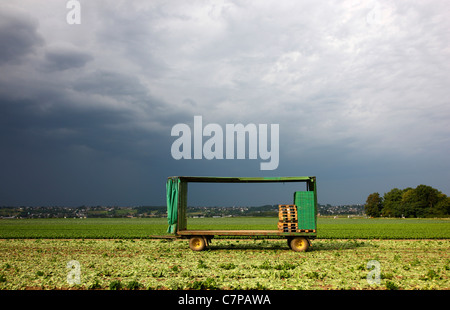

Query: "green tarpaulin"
left=166, top=178, right=179, bottom=233
left=294, top=191, right=316, bottom=230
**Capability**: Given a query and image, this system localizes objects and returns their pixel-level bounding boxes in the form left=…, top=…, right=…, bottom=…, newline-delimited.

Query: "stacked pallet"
left=278, top=204, right=298, bottom=232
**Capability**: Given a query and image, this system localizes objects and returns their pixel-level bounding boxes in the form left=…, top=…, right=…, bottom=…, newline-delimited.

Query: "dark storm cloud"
left=73, top=70, right=148, bottom=98
left=43, top=48, right=93, bottom=71
left=0, top=1, right=449, bottom=206
left=0, top=70, right=165, bottom=159
left=0, top=85, right=170, bottom=206
left=0, top=7, right=44, bottom=64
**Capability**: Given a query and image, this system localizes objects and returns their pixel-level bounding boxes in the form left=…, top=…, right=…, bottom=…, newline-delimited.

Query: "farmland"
left=0, top=217, right=449, bottom=239
left=0, top=217, right=449, bottom=290
left=0, top=238, right=449, bottom=290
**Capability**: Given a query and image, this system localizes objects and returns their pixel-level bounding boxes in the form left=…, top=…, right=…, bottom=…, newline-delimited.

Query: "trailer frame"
left=166, top=176, right=317, bottom=251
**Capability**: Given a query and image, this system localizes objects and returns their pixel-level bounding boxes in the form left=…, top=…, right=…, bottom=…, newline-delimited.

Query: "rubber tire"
left=189, top=236, right=206, bottom=251
left=290, top=237, right=309, bottom=252
left=287, top=238, right=293, bottom=249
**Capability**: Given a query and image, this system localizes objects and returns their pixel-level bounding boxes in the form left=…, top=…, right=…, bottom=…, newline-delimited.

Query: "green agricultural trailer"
left=166, top=176, right=317, bottom=252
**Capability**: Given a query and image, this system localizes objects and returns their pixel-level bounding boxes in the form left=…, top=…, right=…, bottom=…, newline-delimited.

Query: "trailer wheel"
left=189, top=236, right=206, bottom=251
left=290, top=237, right=309, bottom=252
left=287, top=238, right=293, bottom=249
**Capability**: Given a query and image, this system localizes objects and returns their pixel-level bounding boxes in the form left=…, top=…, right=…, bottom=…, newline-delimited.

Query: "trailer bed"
left=177, top=229, right=316, bottom=237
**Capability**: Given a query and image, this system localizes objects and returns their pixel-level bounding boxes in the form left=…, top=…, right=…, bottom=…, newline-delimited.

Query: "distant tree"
left=414, top=185, right=442, bottom=217
left=433, top=195, right=450, bottom=217
left=401, top=188, right=420, bottom=217
left=382, top=188, right=403, bottom=217
left=365, top=192, right=383, bottom=217
left=400, top=185, right=443, bottom=217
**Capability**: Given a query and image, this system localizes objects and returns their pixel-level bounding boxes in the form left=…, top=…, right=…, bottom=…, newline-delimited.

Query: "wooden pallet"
left=278, top=221, right=298, bottom=232
left=278, top=212, right=298, bottom=222
left=278, top=204, right=298, bottom=222
left=278, top=204, right=297, bottom=211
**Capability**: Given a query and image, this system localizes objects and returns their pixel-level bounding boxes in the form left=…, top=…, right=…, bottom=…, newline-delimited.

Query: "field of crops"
left=0, top=238, right=449, bottom=290
left=0, top=217, right=449, bottom=239
left=0, top=217, right=449, bottom=290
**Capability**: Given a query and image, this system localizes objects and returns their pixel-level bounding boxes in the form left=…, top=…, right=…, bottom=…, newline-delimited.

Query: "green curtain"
left=294, top=191, right=316, bottom=230
left=166, top=178, right=179, bottom=233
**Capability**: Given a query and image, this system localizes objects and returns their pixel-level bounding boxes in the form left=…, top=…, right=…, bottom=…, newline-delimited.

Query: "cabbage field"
left=0, top=238, right=449, bottom=290
left=0, top=217, right=449, bottom=290
left=0, top=217, right=449, bottom=239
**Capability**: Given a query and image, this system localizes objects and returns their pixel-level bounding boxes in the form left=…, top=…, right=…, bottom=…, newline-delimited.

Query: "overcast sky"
left=1, top=0, right=449, bottom=207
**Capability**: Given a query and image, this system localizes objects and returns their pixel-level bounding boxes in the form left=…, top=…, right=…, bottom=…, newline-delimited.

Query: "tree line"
left=365, top=184, right=450, bottom=218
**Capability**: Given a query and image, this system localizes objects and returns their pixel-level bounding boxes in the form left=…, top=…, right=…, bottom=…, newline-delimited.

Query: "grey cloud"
left=73, top=70, right=148, bottom=98
left=43, top=48, right=93, bottom=71
left=0, top=64, right=171, bottom=165
left=0, top=1, right=449, bottom=206
left=0, top=7, right=44, bottom=64
left=93, top=3, right=169, bottom=76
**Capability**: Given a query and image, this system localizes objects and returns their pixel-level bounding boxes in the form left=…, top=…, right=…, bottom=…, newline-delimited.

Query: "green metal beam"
left=168, top=176, right=315, bottom=183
